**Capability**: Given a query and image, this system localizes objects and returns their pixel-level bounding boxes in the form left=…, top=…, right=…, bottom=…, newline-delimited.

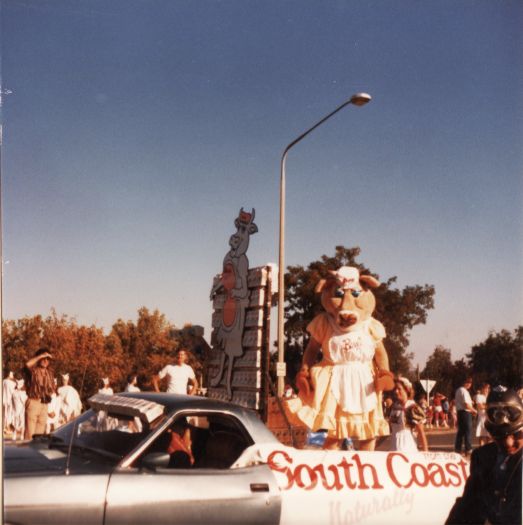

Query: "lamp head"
left=350, top=93, right=372, bottom=106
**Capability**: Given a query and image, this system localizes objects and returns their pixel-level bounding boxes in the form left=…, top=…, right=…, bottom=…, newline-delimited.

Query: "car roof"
left=105, top=392, right=278, bottom=444
left=114, top=391, right=250, bottom=414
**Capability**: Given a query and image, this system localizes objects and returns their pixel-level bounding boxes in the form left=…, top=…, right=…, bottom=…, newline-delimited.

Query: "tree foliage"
left=2, top=308, right=206, bottom=403
left=467, top=326, right=522, bottom=389
left=284, top=246, right=435, bottom=379
left=420, top=346, right=472, bottom=398
left=2, top=311, right=124, bottom=404
left=420, top=327, right=522, bottom=398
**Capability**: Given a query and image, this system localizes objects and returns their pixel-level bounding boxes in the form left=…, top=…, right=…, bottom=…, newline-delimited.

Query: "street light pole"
left=276, top=92, right=372, bottom=397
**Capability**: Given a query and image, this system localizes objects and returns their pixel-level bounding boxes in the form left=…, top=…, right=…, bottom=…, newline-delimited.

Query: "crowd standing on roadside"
left=2, top=349, right=85, bottom=440
left=3, top=347, right=202, bottom=440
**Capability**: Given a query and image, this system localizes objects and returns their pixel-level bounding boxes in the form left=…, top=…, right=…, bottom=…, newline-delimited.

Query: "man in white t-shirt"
left=454, top=376, right=477, bottom=456
left=152, top=349, right=198, bottom=395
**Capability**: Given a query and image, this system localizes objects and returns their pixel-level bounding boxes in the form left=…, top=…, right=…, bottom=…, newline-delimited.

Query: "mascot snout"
left=338, top=310, right=359, bottom=329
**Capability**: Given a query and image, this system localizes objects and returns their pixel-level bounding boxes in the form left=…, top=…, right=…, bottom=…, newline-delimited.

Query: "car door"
left=104, top=410, right=282, bottom=525
left=104, top=462, right=281, bottom=525
left=5, top=472, right=111, bottom=525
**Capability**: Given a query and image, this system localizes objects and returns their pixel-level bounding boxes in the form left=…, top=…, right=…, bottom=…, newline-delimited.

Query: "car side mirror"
left=141, top=452, right=170, bottom=470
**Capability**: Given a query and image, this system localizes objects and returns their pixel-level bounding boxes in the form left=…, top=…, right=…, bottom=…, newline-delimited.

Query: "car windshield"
left=52, top=409, right=165, bottom=461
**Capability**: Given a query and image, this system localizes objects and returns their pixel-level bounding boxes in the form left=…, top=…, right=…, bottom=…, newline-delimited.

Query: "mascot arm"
left=295, top=372, right=311, bottom=397
left=374, top=340, right=394, bottom=392
left=374, top=341, right=389, bottom=371
left=369, top=318, right=389, bottom=371
left=302, top=338, right=321, bottom=369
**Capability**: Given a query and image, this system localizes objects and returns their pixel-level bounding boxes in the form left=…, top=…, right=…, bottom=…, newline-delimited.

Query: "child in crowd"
left=389, top=376, right=428, bottom=452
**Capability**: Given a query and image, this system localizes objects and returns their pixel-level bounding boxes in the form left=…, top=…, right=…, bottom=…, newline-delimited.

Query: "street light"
left=276, top=92, right=372, bottom=397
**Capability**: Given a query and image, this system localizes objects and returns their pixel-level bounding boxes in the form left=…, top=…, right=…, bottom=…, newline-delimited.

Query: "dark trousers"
left=455, top=410, right=473, bottom=453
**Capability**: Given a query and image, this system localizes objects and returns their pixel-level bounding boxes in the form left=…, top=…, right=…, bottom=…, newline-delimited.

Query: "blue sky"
left=2, top=0, right=522, bottom=369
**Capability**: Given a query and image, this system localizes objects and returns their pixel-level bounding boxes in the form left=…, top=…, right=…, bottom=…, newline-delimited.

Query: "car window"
left=53, top=409, right=163, bottom=461
left=137, top=412, right=254, bottom=470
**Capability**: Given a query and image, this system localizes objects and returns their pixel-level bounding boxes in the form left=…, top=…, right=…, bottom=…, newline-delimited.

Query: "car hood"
left=4, top=441, right=68, bottom=475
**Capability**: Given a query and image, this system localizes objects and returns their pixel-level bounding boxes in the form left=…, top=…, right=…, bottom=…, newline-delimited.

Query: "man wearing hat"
left=446, top=386, right=522, bottom=524
left=23, top=348, right=56, bottom=439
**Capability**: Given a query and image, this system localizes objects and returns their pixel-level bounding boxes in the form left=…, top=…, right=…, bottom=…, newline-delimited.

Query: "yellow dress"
left=286, top=313, right=389, bottom=441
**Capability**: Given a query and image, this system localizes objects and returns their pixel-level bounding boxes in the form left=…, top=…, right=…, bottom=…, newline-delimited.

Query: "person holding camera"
left=23, top=348, right=56, bottom=439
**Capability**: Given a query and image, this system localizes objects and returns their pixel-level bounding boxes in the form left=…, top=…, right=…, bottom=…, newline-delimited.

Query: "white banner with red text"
left=233, top=445, right=469, bottom=525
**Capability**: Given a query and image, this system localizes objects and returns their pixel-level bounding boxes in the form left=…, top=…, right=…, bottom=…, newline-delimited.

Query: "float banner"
left=234, top=446, right=468, bottom=525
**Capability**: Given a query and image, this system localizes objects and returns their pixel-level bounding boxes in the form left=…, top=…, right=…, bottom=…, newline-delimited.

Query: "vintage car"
left=4, top=392, right=468, bottom=525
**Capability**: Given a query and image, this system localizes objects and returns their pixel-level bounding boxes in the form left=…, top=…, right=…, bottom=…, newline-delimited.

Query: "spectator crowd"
left=3, top=347, right=198, bottom=441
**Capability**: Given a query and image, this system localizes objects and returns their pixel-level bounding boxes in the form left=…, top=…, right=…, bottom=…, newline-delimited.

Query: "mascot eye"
left=351, top=289, right=362, bottom=298
left=334, top=287, right=345, bottom=298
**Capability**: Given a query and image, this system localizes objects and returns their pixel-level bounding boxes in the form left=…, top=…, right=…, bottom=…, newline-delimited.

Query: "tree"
left=421, top=345, right=454, bottom=397
left=467, top=326, right=522, bottom=389
left=2, top=315, right=46, bottom=375
left=109, top=308, right=205, bottom=390
left=2, top=311, right=126, bottom=404
left=284, top=246, right=435, bottom=379
left=110, top=307, right=179, bottom=389
left=2, top=307, right=208, bottom=401
left=420, top=345, right=473, bottom=398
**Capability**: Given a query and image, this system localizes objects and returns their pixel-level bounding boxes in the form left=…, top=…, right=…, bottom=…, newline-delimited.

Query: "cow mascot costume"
left=286, top=266, right=393, bottom=450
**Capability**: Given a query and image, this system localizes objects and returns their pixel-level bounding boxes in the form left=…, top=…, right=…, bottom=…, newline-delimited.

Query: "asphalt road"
left=376, top=426, right=481, bottom=453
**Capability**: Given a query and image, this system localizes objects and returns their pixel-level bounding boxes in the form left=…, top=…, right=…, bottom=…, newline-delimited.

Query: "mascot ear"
left=360, top=274, right=380, bottom=289
left=315, top=279, right=327, bottom=293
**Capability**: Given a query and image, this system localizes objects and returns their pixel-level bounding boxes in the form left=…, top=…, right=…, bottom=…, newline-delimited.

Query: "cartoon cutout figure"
left=286, top=266, right=393, bottom=451
left=210, top=208, right=258, bottom=400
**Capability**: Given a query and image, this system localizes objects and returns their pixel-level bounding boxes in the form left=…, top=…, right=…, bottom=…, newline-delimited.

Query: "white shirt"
left=124, top=384, right=141, bottom=393
left=58, top=384, right=82, bottom=421
left=389, top=400, right=419, bottom=452
left=474, top=393, right=486, bottom=410
left=158, top=364, right=195, bottom=394
left=12, top=389, right=28, bottom=427
left=455, top=386, right=473, bottom=411
left=3, top=378, right=17, bottom=427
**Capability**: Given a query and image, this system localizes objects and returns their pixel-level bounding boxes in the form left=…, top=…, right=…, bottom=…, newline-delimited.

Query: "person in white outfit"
left=46, top=380, right=62, bottom=433
left=58, top=373, right=82, bottom=425
left=12, top=379, right=28, bottom=440
left=152, top=349, right=198, bottom=395
left=124, top=374, right=141, bottom=393
left=3, top=371, right=17, bottom=434
left=98, top=377, right=114, bottom=395
left=474, top=382, right=491, bottom=446
left=389, top=376, right=428, bottom=452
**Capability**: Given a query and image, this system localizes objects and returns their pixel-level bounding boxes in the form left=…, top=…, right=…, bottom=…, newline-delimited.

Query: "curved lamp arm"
left=276, top=93, right=372, bottom=397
